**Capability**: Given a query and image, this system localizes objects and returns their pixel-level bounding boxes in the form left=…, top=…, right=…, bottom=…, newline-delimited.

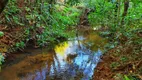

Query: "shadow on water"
left=0, top=28, right=107, bottom=80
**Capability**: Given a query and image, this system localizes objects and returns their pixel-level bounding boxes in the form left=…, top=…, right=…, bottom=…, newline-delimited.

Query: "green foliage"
left=110, top=62, right=119, bottom=68
left=15, top=41, right=25, bottom=49
left=0, top=31, right=4, bottom=37
left=0, top=0, right=81, bottom=48
left=33, top=4, right=81, bottom=46
left=123, top=75, right=141, bottom=80
left=88, top=0, right=142, bottom=48
left=124, top=75, right=130, bottom=80
left=88, top=0, right=142, bottom=27
left=1, top=0, right=23, bottom=26
left=0, top=53, right=4, bottom=65
left=83, top=0, right=96, bottom=9
left=0, top=53, right=5, bottom=70
left=120, top=56, right=128, bottom=62
left=54, top=5, right=80, bottom=26
left=88, top=0, right=115, bottom=27
left=66, top=0, right=80, bottom=6
left=115, top=74, right=141, bottom=80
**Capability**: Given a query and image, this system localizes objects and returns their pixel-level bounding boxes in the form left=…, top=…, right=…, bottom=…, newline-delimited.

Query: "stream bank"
left=0, top=27, right=107, bottom=80
left=93, top=38, right=142, bottom=80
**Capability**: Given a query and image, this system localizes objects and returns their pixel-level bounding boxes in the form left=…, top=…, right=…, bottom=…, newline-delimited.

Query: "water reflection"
left=0, top=30, right=106, bottom=80
left=22, top=34, right=104, bottom=80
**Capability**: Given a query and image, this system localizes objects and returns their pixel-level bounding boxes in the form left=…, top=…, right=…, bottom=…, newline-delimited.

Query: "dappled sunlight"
left=0, top=0, right=140, bottom=79
left=55, top=42, right=69, bottom=57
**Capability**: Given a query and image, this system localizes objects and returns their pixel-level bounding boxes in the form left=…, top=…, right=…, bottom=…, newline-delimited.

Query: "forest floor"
left=93, top=42, right=142, bottom=80
left=1, top=7, right=142, bottom=80
left=78, top=9, right=142, bottom=79
left=0, top=25, right=26, bottom=56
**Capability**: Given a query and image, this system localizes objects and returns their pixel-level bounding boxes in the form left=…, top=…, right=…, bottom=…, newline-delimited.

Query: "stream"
left=0, top=28, right=107, bottom=80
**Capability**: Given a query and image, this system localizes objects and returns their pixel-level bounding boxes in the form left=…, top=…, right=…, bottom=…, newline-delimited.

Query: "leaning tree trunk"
left=121, top=0, right=129, bottom=25
left=0, top=0, right=8, bottom=14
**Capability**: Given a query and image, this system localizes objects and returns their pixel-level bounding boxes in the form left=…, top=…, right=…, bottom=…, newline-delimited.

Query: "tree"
left=121, top=0, right=129, bottom=25
left=0, top=0, right=8, bottom=14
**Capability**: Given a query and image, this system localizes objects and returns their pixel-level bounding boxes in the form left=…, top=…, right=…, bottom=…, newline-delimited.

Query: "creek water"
left=0, top=28, right=107, bottom=80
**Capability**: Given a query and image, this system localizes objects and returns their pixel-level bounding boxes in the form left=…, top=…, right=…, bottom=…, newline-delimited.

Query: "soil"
left=93, top=43, right=142, bottom=80
left=93, top=55, right=116, bottom=80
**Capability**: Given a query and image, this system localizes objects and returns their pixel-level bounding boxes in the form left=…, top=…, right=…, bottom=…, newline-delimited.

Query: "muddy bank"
left=93, top=43, right=142, bottom=80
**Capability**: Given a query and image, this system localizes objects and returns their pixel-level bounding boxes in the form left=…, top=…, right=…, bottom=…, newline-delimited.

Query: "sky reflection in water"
left=0, top=31, right=106, bottom=80
left=22, top=36, right=103, bottom=80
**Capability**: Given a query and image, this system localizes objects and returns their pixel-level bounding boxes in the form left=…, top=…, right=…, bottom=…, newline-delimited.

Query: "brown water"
left=0, top=28, right=107, bottom=80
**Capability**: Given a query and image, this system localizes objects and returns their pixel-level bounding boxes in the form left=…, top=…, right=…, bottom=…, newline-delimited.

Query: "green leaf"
left=0, top=31, right=4, bottom=37
left=124, top=75, right=130, bottom=80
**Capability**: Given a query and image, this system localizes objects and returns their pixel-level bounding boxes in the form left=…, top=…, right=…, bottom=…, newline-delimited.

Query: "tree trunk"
left=0, top=0, right=8, bottom=14
left=114, top=0, right=119, bottom=17
left=121, top=0, right=129, bottom=25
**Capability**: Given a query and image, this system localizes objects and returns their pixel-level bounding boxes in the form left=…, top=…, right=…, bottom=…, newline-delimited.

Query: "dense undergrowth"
left=0, top=0, right=142, bottom=79
left=0, top=0, right=81, bottom=69
left=87, top=0, right=142, bottom=79
left=88, top=0, right=142, bottom=53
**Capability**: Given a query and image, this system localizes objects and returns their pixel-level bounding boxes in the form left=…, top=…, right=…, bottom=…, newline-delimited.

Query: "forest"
left=0, top=0, right=142, bottom=80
